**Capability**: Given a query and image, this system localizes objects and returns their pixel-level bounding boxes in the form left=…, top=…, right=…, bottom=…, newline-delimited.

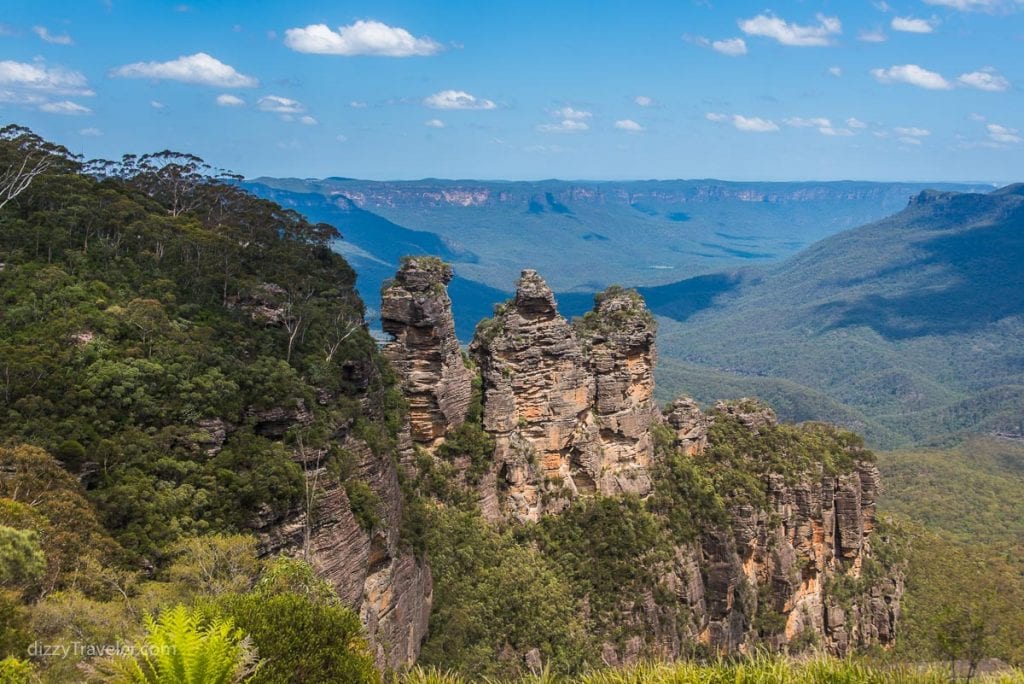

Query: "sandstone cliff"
left=384, top=261, right=903, bottom=664
left=469, top=272, right=658, bottom=520
left=381, top=257, right=473, bottom=447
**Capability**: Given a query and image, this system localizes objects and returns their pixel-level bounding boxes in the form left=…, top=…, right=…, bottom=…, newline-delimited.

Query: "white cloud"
left=847, top=117, right=868, bottom=129
left=923, top=0, right=1023, bottom=11
left=708, top=112, right=779, bottom=132
left=969, top=112, right=987, bottom=122
left=336, top=134, right=348, bottom=143
left=79, top=127, right=102, bottom=136
left=614, top=119, right=644, bottom=132
left=0, top=60, right=93, bottom=95
left=874, top=1, right=893, bottom=11
left=894, top=126, right=930, bottom=136
left=858, top=29, right=888, bottom=42
left=112, top=53, right=258, bottom=88
left=423, top=89, right=496, bottom=110
left=820, top=126, right=855, bottom=136
left=150, top=100, right=165, bottom=109
left=424, top=118, right=445, bottom=128
left=871, top=64, right=952, bottom=89
left=33, top=26, right=73, bottom=45
left=284, top=20, right=442, bottom=56
left=785, top=116, right=856, bottom=136
left=40, top=100, right=91, bottom=115
left=258, top=95, right=304, bottom=113
left=634, top=95, right=653, bottom=107
left=552, top=106, right=591, bottom=121
left=898, top=136, right=923, bottom=145
left=828, top=66, right=843, bottom=77
left=537, top=119, right=589, bottom=133
left=738, top=13, right=841, bottom=46
left=733, top=115, right=779, bottom=132
left=987, top=123, right=1022, bottom=143
left=957, top=69, right=1010, bottom=91
left=300, top=115, right=318, bottom=125
left=891, top=16, right=937, bottom=32
left=350, top=100, right=368, bottom=108
left=713, top=37, right=748, bottom=56
left=784, top=116, right=832, bottom=128
left=216, top=93, right=245, bottom=107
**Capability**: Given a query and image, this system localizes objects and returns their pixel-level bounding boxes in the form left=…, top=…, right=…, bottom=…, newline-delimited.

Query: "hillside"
left=654, top=186, right=1024, bottom=447
left=245, top=178, right=986, bottom=339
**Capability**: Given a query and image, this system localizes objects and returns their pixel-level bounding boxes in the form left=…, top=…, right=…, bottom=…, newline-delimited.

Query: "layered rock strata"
left=469, top=271, right=658, bottom=520
left=381, top=257, right=473, bottom=446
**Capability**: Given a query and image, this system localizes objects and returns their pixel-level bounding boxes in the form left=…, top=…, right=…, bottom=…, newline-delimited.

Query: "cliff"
left=386, top=262, right=903, bottom=665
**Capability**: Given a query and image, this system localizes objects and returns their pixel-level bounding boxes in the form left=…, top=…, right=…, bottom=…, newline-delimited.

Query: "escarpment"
left=384, top=260, right=903, bottom=664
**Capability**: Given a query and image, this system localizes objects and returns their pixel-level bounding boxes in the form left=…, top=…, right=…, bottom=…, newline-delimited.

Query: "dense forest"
left=0, top=126, right=1021, bottom=682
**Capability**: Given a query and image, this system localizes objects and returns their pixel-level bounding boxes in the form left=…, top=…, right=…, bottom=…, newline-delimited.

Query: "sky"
left=1, top=0, right=1022, bottom=181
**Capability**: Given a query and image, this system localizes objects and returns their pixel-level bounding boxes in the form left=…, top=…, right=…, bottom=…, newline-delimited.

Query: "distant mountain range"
left=655, top=185, right=1024, bottom=447
left=245, top=178, right=987, bottom=339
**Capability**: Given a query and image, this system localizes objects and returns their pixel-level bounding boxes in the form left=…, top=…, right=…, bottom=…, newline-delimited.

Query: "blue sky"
left=1, top=0, right=1022, bottom=181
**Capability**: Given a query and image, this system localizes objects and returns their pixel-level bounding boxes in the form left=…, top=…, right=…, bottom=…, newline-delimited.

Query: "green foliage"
left=216, top=591, right=379, bottom=684
left=0, top=656, right=38, bottom=684
left=0, top=526, right=45, bottom=587
left=344, top=479, right=383, bottom=532
left=418, top=506, right=588, bottom=678
left=104, top=604, right=257, bottom=684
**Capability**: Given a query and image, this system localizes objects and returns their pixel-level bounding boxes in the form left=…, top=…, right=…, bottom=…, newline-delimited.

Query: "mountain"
left=654, top=185, right=1024, bottom=447
left=245, top=178, right=987, bottom=338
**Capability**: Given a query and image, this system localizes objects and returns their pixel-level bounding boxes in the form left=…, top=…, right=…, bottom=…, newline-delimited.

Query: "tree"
left=0, top=526, right=45, bottom=587
left=0, top=125, right=73, bottom=212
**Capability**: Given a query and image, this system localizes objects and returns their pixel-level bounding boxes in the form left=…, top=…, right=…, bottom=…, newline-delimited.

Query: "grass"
left=396, top=655, right=1024, bottom=683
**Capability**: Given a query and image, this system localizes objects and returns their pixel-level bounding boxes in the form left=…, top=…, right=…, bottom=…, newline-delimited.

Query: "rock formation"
left=469, top=271, right=657, bottom=520
left=376, top=259, right=902, bottom=663
left=381, top=257, right=473, bottom=446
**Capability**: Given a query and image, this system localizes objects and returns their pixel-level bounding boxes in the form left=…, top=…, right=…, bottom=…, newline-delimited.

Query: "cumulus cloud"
left=0, top=59, right=93, bottom=95
left=552, top=106, right=591, bottom=121
left=424, top=118, right=445, bottom=128
left=712, top=37, right=747, bottom=56
left=150, top=100, right=165, bottom=109
left=829, top=66, right=843, bottom=77
left=847, top=117, right=868, bottom=129
left=986, top=123, right=1021, bottom=144
left=537, top=119, right=589, bottom=133
left=891, top=16, right=937, bottom=32
left=40, top=100, right=91, bottom=115
left=112, top=53, right=258, bottom=87
left=958, top=69, right=1010, bottom=91
left=634, top=95, right=654, bottom=107
left=871, top=64, right=951, bottom=89
left=987, top=123, right=1022, bottom=143
left=216, top=93, right=245, bottom=107
left=614, top=119, right=644, bottom=132
left=284, top=20, right=442, bottom=56
left=258, top=95, right=304, bottom=113
left=738, top=13, right=841, bottom=46
left=784, top=116, right=855, bottom=136
left=858, top=29, right=888, bottom=42
left=707, top=112, right=778, bottom=132
left=33, top=26, right=73, bottom=45
left=423, top=89, right=496, bottom=110
left=350, top=100, right=368, bottom=108
left=300, top=115, right=317, bottom=125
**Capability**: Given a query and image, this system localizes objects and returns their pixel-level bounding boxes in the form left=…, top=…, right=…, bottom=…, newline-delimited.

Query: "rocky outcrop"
left=381, top=257, right=473, bottom=446
left=377, top=260, right=902, bottom=662
left=257, top=417, right=431, bottom=670
left=469, top=271, right=657, bottom=521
